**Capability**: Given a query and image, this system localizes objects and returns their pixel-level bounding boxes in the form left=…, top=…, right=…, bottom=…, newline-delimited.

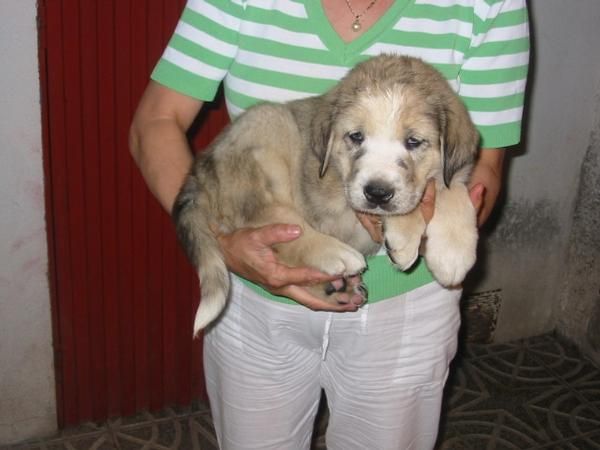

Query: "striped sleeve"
left=151, top=0, right=246, bottom=101
left=459, top=0, right=529, bottom=148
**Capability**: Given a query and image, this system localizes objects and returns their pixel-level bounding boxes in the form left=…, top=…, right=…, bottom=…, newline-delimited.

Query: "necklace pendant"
left=351, top=18, right=361, bottom=32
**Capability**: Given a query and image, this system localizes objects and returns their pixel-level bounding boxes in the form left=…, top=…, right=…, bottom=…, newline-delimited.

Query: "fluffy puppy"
left=173, top=55, right=480, bottom=334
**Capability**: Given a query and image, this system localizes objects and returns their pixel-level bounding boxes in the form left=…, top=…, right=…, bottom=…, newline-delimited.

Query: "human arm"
left=459, top=0, right=528, bottom=224
left=129, top=81, right=200, bottom=212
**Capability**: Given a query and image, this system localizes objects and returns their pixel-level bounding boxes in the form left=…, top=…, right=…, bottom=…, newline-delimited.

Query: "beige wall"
left=0, top=0, right=57, bottom=444
left=470, top=0, right=600, bottom=343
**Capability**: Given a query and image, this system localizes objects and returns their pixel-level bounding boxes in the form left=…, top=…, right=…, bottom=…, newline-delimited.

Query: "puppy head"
left=315, top=55, right=479, bottom=215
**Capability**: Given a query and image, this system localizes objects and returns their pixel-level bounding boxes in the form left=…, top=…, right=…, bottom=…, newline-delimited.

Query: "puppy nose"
left=364, top=182, right=394, bottom=205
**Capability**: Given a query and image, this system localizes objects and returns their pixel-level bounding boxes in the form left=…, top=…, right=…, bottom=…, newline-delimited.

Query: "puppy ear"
left=319, top=132, right=335, bottom=177
left=440, top=98, right=480, bottom=187
left=310, top=102, right=336, bottom=177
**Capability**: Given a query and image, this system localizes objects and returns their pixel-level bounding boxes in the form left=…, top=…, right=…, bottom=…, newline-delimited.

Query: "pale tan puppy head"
left=315, top=54, right=480, bottom=216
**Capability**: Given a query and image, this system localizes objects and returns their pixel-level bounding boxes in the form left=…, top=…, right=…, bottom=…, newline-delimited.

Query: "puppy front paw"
left=384, top=213, right=426, bottom=271
left=307, top=242, right=367, bottom=277
left=305, top=275, right=367, bottom=309
left=385, top=234, right=420, bottom=271
left=424, top=220, right=478, bottom=287
left=324, top=275, right=367, bottom=307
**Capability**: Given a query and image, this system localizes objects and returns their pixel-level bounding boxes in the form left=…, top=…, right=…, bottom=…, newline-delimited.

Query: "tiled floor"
left=437, top=333, right=600, bottom=449
left=7, top=333, right=600, bottom=450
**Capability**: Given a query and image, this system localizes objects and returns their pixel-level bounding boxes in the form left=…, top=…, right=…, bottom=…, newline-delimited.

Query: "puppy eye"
left=405, top=136, right=423, bottom=150
left=348, top=131, right=364, bottom=145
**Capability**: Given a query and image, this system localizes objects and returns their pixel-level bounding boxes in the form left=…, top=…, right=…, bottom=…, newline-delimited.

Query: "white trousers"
left=204, top=277, right=461, bottom=450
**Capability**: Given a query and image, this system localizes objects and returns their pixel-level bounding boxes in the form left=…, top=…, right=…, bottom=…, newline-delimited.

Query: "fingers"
left=218, top=223, right=361, bottom=312
left=420, top=180, right=436, bottom=223
left=468, top=183, right=486, bottom=225
left=218, top=224, right=338, bottom=288
left=468, top=148, right=504, bottom=227
left=355, top=212, right=384, bottom=243
left=469, top=183, right=484, bottom=209
left=251, top=223, right=302, bottom=246
left=275, top=285, right=360, bottom=312
left=265, top=264, right=338, bottom=289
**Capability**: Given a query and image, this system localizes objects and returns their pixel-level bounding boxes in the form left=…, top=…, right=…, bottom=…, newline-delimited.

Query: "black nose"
left=364, top=182, right=394, bottom=205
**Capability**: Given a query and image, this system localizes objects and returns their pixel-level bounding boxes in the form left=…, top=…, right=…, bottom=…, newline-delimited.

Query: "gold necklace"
left=344, top=0, right=379, bottom=32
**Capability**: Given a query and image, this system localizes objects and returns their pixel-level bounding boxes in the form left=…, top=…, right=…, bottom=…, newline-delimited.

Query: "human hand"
left=356, top=180, right=437, bottom=242
left=216, top=224, right=361, bottom=312
left=468, top=149, right=505, bottom=226
left=419, top=180, right=436, bottom=223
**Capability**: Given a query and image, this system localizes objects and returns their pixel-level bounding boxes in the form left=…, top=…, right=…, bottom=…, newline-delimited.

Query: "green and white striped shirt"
left=152, top=0, right=529, bottom=302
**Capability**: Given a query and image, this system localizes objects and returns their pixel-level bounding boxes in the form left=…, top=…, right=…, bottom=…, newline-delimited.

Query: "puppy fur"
left=173, top=55, right=480, bottom=334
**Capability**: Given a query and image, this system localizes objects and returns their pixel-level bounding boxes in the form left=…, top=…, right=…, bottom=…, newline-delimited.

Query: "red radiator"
left=39, top=0, right=229, bottom=426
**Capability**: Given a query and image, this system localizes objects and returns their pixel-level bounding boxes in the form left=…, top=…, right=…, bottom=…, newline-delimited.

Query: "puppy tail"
left=173, top=176, right=230, bottom=337
left=192, top=243, right=230, bottom=336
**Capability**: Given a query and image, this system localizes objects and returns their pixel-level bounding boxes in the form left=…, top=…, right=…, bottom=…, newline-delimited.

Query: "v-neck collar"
left=305, top=0, right=412, bottom=59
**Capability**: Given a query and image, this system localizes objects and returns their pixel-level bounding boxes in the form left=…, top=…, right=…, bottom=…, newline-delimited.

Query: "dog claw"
left=356, top=283, right=368, bottom=300
left=385, top=236, right=421, bottom=271
left=325, top=278, right=348, bottom=295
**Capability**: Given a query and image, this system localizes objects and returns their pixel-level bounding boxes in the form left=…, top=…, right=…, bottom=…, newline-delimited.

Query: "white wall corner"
left=0, top=0, right=57, bottom=444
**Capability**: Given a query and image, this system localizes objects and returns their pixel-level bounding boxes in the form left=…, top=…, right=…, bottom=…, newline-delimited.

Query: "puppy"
left=173, top=55, right=480, bottom=334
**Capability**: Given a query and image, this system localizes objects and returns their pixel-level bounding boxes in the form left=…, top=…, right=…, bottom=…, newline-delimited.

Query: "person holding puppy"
left=130, top=1, right=529, bottom=448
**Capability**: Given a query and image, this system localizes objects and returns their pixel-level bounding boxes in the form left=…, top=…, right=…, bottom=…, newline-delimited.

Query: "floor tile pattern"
left=437, top=334, right=600, bottom=449
left=7, top=333, right=600, bottom=449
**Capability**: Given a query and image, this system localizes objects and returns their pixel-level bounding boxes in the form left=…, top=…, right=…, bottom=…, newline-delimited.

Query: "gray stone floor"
left=7, top=333, right=600, bottom=449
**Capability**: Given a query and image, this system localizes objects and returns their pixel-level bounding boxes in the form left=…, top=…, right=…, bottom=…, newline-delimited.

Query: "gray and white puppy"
left=173, top=55, right=480, bottom=334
